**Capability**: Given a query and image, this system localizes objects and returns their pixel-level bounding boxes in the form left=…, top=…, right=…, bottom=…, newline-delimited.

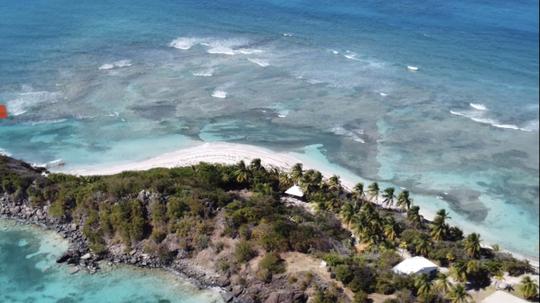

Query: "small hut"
left=284, top=185, right=305, bottom=200
left=392, top=256, right=438, bottom=275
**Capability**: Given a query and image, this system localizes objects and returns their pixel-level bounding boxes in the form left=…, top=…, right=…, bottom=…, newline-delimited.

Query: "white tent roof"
left=481, top=291, right=529, bottom=303
left=285, top=185, right=304, bottom=197
left=392, top=256, right=438, bottom=275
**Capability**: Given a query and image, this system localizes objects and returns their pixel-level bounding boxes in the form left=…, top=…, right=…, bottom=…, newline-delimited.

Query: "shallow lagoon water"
left=0, top=0, right=538, bottom=261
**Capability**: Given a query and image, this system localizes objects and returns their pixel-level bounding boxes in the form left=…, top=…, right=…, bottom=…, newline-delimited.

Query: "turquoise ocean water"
left=0, top=220, right=223, bottom=303
left=0, top=0, right=538, bottom=299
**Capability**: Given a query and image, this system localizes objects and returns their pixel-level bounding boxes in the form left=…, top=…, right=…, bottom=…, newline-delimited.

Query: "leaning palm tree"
left=382, top=187, right=395, bottom=207
left=414, top=274, right=432, bottom=298
left=397, top=190, right=412, bottom=210
left=518, top=276, right=539, bottom=300
left=447, top=284, right=471, bottom=303
left=430, top=217, right=447, bottom=242
left=431, top=209, right=451, bottom=241
left=340, top=203, right=355, bottom=228
left=433, top=273, right=452, bottom=295
left=464, top=233, right=481, bottom=258
left=367, top=182, right=380, bottom=202
left=234, top=160, right=250, bottom=184
left=290, top=163, right=303, bottom=182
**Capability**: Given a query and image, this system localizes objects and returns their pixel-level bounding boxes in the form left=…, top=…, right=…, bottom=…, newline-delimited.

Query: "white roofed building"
left=481, top=291, right=529, bottom=303
left=285, top=185, right=304, bottom=199
left=392, top=256, right=438, bottom=275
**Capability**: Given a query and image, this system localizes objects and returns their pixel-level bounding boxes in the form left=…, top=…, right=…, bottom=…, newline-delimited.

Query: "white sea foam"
left=247, top=58, right=270, bottom=67
left=237, top=49, right=263, bottom=55
left=0, top=148, right=11, bottom=157
left=206, top=38, right=252, bottom=55
left=331, top=126, right=366, bottom=143
left=170, top=37, right=260, bottom=56
left=277, top=111, right=289, bottom=118
left=169, top=37, right=202, bottom=50
left=282, top=32, right=294, bottom=37
left=211, top=90, right=227, bottom=99
left=379, top=92, right=388, bottom=97
left=330, top=49, right=340, bottom=55
left=98, top=63, right=115, bottom=70
left=344, top=51, right=359, bottom=61
left=99, top=60, right=132, bottom=70
left=7, top=90, right=61, bottom=116
left=449, top=110, right=531, bottom=132
left=469, top=103, right=487, bottom=111
left=30, top=118, right=67, bottom=126
left=192, top=69, right=214, bottom=77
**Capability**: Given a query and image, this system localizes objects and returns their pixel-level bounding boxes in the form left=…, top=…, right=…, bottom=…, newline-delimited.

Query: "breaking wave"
left=99, top=60, right=132, bottom=70
left=449, top=109, right=534, bottom=132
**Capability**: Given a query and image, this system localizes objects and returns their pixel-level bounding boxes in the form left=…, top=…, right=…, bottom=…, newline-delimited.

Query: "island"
left=1, top=154, right=538, bottom=303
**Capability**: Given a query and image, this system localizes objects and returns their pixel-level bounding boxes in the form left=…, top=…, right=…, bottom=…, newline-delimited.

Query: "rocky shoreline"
left=0, top=193, right=239, bottom=303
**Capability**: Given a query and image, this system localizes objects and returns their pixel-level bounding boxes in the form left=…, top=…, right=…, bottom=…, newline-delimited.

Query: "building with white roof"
left=285, top=185, right=304, bottom=199
left=392, top=256, right=438, bottom=275
left=481, top=290, right=529, bottom=303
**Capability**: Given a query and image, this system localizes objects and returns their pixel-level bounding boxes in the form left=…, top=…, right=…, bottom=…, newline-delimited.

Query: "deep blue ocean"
left=0, top=0, right=538, bottom=301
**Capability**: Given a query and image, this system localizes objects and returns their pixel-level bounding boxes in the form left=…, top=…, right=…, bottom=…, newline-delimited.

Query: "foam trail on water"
left=449, top=110, right=531, bottom=132
left=247, top=58, right=270, bottom=67
left=99, top=60, right=132, bottom=70
left=470, top=103, right=487, bottom=111
left=169, top=37, right=201, bottom=50
left=192, top=69, right=214, bottom=77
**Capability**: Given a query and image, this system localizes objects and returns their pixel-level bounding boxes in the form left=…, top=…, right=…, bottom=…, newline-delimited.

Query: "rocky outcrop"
left=1, top=192, right=293, bottom=303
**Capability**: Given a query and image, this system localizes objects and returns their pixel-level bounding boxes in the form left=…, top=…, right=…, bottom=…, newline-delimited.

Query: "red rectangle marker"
left=0, top=104, right=7, bottom=119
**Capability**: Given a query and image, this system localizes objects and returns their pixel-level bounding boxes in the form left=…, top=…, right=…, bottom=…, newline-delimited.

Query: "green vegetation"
left=0, top=155, right=536, bottom=303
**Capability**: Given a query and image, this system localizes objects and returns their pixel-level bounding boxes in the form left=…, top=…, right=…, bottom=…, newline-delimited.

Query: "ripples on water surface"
left=0, top=0, right=538, bottom=257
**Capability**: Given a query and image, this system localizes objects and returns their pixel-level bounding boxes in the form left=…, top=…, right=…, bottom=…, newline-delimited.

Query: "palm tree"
left=234, top=160, right=250, bottom=184
left=430, top=212, right=449, bottom=241
left=407, top=206, right=422, bottom=228
left=450, top=261, right=468, bottom=283
left=397, top=190, right=412, bottom=210
left=278, top=172, right=292, bottom=189
left=328, top=175, right=342, bottom=194
left=414, top=274, right=432, bottom=298
left=447, top=284, right=471, bottom=303
left=430, top=219, right=446, bottom=241
left=300, top=169, right=322, bottom=195
left=433, top=273, right=451, bottom=295
left=383, top=216, right=398, bottom=242
left=518, top=276, right=539, bottom=300
left=382, top=187, right=395, bottom=207
left=464, top=233, right=481, bottom=258
left=290, top=163, right=303, bottom=182
left=436, top=209, right=451, bottom=221
left=249, top=158, right=264, bottom=172
left=413, top=235, right=431, bottom=256
left=352, top=182, right=366, bottom=204
left=340, top=203, right=355, bottom=228
left=368, top=182, right=380, bottom=202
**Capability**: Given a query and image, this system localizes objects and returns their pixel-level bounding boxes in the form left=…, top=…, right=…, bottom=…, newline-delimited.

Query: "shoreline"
left=58, top=141, right=539, bottom=267
left=0, top=207, right=231, bottom=302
